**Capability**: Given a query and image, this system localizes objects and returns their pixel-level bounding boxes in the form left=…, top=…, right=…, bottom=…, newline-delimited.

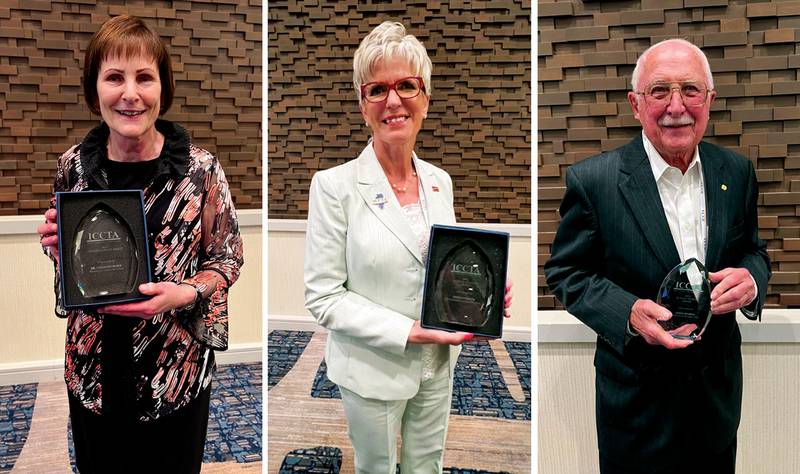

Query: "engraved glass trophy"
left=71, top=204, right=140, bottom=298
left=421, top=225, right=508, bottom=338
left=656, top=258, right=712, bottom=340
left=432, top=241, right=495, bottom=328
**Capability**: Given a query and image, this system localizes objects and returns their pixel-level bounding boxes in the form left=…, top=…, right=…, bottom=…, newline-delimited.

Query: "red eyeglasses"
left=360, top=76, right=425, bottom=103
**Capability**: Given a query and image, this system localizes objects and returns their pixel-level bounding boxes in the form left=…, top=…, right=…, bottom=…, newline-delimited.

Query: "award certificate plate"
left=420, top=225, right=509, bottom=338
left=57, top=190, right=152, bottom=309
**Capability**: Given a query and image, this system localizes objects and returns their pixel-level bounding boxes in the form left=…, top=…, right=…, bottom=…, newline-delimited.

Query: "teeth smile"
left=384, top=116, right=408, bottom=124
left=117, top=110, right=144, bottom=116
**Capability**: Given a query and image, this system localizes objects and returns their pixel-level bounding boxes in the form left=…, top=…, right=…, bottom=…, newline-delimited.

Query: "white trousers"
left=339, top=369, right=453, bottom=474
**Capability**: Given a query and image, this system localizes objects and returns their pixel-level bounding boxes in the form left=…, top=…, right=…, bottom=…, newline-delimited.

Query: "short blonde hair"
left=353, top=21, right=432, bottom=102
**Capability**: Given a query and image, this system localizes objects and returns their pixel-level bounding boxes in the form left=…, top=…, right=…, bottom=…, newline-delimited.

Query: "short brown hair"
left=83, top=15, right=174, bottom=115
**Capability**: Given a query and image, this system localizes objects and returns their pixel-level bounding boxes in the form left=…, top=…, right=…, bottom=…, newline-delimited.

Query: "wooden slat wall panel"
left=0, top=0, right=262, bottom=215
left=538, top=0, right=800, bottom=309
left=268, top=1, right=532, bottom=223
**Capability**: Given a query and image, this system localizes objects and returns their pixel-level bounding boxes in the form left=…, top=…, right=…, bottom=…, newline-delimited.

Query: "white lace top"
left=400, top=200, right=438, bottom=382
left=402, top=201, right=430, bottom=263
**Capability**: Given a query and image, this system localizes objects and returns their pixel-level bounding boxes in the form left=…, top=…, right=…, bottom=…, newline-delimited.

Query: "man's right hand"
left=36, top=208, right=59, bottom=264
left=629, top=299, right=695, bottom=349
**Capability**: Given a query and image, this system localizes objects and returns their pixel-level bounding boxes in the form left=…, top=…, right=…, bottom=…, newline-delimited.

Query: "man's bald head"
left=631, top=39, right=714, bottom=93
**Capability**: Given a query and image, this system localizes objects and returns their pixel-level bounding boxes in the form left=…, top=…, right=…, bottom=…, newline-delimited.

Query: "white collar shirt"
left=642, top=131, right=707, bottom=263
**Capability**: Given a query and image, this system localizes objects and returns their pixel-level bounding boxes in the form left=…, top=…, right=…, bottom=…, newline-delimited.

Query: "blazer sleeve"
left=544, top=166, right=639, bottom=356
left=304, top=171, right=415, bottom=357
left=735, top=160, right=771, bottom=320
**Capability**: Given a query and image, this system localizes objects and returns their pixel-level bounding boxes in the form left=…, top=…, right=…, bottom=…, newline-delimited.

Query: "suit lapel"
left=355, top=144, right=424, bottom=264
left=699, top=143, right=728, bottom=271
left=618, top=136, right=681, bottom=273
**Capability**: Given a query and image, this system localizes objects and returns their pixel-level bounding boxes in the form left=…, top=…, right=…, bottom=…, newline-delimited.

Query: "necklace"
left=390, top=171, right=417, bottom=193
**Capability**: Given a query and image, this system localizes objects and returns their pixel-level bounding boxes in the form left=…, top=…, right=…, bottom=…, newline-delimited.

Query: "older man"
left=544, top=39, right=771, bottom=473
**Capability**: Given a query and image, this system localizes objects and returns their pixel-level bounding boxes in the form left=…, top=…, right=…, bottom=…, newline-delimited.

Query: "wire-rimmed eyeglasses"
left=635, top=81, right=711, bottom=106
left=360, top=76, right=425, bottom=103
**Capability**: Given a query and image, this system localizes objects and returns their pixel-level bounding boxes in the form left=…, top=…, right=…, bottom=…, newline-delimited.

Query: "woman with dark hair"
left=36, top=15, right=243, bottom=473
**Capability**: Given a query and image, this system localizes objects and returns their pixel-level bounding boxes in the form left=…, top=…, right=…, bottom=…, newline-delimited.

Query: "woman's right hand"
left=407, top=320, right=473, bottom=346
left=36, top=208, right=59, bottom=263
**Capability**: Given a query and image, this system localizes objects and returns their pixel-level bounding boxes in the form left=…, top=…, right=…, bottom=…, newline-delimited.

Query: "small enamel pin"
left=721, top=184, right=728, bottom=191
left=373, top=192, right=387, bottom=209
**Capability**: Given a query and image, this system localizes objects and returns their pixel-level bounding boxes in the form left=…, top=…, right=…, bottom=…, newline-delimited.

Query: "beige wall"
left=267, top=222, right=532, bottom=331
left=538, top=342, right=800, bottom=473
left=0, top=214, right=262, bottom=366
left=267, top=227, right=307, bottom=320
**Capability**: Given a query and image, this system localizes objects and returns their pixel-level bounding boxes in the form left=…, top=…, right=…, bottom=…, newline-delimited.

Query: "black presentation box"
left=57, top=190, right=152, bottom=310
left=420, top=224, right=509, bottom=339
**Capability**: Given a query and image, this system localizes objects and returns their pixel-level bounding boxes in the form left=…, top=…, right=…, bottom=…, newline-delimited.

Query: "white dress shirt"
left=642, top=132, right=707, bottom=263
left=642, top=131, right=756, bottom=308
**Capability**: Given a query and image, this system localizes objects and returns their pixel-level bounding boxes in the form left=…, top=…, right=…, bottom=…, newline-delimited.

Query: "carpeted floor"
left=3, top=333, right=532, bottom=473
left=268, top=330, right=531, bottom=474
left=0, top=363, right=262, bottom=473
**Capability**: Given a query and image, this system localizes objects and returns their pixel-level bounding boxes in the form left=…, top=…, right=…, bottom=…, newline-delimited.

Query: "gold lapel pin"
left=721, top=184, right=727, bottom=191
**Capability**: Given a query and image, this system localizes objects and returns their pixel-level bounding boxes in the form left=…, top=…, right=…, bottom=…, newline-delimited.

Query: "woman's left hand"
left=504, top=279, right=513, bottom=318
left=98, top=282, right=197, bottom=319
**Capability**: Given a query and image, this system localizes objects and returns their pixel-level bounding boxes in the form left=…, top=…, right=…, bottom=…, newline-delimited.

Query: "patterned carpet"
left=0, top=363, right=262, bottom=473
left=205, top=362, right=263, bottom=463
left=307, top=340, right=531, bottom=420
left=2, top=332, right=531, bottom=472
left=0, top=384, right=37, bottom=471
left=277, top=446, right=513, bottom=474
left=269, top=330, right=313, bottom=388
left=269, top=330, right=531, bottom=473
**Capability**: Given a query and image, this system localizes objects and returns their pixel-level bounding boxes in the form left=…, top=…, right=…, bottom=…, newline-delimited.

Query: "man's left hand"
left=709, top=267, right=756, bottom=314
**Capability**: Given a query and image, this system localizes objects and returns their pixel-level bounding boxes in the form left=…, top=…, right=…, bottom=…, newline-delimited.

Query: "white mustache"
left=658, top=115, right=695, bottom=127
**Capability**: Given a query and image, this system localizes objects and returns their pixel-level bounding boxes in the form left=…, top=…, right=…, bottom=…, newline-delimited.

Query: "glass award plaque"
left=656, top=258, right=712, bottom=340
left=421, top=225, right=509, bottom=338
left=72, top=204, right=139, bottom=298
left=433, top=241, right=494, bottom=327
left=57, top=190, right=152, bottom=309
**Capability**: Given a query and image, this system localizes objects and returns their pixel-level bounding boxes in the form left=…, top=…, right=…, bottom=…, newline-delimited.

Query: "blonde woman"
left=304, top=21, right=511, bottom=473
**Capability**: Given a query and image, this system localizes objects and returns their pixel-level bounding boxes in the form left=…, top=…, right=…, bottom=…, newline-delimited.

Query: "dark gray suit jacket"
left=544, top=135, right=771, bottom=469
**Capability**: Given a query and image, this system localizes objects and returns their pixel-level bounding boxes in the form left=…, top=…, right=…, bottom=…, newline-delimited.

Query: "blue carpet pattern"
left=451, top=340, right=530, bottom=420
left=279, top=446, right=342, bottom=473
left=442, top=469, right=511, bottom=474
left=306, top=338, right=531, bottom=421
left=0, top=383, right=37, bottom=471
left=277, top=445, right=511, bottom=474
left=68, top=417, right=77, bottom=473
left=310, top=360, right=340, bottom=399
left=65, top=362, right=262, bottom=468
left=268, top=330, right=313, bottom=388
left=505, top=341, right=531, bottom=398
left=204, top=362, right=262, bottom=463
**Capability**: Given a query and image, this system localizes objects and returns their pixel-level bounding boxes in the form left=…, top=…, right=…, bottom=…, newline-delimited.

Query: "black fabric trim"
left=204, top=267, right=232, bottom=288
left=79, top=119, right=191, bottom=189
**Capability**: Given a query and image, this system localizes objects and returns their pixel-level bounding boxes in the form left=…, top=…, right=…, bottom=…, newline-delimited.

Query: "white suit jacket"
left=304, top=143, right=460, bottom=400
